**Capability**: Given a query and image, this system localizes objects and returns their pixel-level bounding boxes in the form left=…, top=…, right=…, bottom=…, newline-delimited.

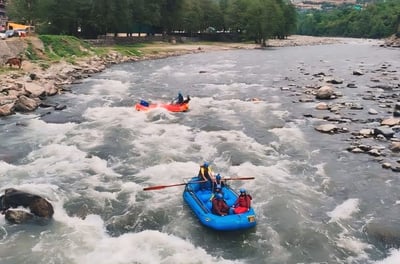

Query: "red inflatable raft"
left=134, top=100, right=189, bottom=112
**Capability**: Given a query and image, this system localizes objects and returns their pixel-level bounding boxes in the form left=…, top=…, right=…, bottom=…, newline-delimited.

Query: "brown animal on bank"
left=5, top=57, right=22, bottom=69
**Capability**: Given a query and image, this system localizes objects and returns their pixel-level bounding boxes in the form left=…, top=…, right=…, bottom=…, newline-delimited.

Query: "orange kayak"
left=134, top=100, right=189, bottom=112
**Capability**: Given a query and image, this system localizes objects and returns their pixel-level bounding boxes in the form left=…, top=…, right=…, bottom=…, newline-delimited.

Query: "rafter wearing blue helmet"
left=173, top=92, right=184, bottom=105
left=212, top=192, right=229, bottom=216
left=198, top=161, right=214, bottom=190
left=213, top=173, right=225, bottom=192
left=232, top=188, right=252, bottom=214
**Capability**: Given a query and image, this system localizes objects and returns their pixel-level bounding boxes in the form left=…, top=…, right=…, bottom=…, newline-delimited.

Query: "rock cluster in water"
left=281, top=60, right=400, bottom=173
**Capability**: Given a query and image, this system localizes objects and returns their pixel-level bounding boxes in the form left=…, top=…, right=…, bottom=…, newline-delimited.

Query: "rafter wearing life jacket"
left=233, top=188, right=252, bottom=214
left=198, top=161, right=214, bottom=190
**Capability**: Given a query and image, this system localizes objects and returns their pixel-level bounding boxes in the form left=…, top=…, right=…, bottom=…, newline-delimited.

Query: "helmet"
left=203, top=162, right=209, bottom=167
left=216, top=193, right=223, bottom=200
left=240, top=188, right=246, bottom=194
left=216, top=174, right=221, bottom=180
left=216, top=184, right=222, bottom=190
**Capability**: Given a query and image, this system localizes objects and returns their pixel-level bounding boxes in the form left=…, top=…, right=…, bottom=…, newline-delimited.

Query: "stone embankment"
left=0, top=37, right=208, bottom=116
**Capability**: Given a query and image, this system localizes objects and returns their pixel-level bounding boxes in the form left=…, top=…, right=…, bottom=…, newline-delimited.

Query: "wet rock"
left=325, top=77, right=343, bottom=84
left=347, top=83, right=358, bottom=88
left=315, top=123, right=338, bottom=133
left=358, top=129, right=374, bottom=137
left=353, top=70, right=364, bottom=76
left=374, top=126, right=394, bottom=139
left=389, top=142, right=400, bottom=152
left=368, top=108, right=378, bottom=115
left=315, top=86, right=334, bottom=100
left=0, top=102, right=16, bottom=116
left=381, top=162, right=392, bottom=169
left=0, top=188, right=54, bottom=223
left=368, top=148, right=383, bottom=157
left=365, top=220, right=400, bottom=247
left=5, top=210, right=34, bottom=224
left=381, top=118, right=400, bottom=126
left=393, top=103, right=400, bottom=117
left=315, top=102, right=329, bottom=110
left=54, top=104, right=67, bottom=111
left=24, top=82, right=46, bottom=97
left=14, top=95, right=39, bottom=112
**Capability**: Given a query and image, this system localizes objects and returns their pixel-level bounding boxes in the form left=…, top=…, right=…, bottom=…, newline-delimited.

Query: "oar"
left=223, top=177, right=255, bottom=181
left=143, top=180, right=206, bottom=191
left=143, top=177, right=254, bottom=191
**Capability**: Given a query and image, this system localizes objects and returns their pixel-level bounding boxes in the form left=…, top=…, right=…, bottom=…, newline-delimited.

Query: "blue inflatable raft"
left=183, top=177, right=257, bottom=231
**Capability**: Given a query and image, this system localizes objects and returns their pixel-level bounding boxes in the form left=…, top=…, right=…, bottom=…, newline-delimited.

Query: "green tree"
left=6, top=0, right=40, bottom=26
left=160, top=0, right=185, bottom=33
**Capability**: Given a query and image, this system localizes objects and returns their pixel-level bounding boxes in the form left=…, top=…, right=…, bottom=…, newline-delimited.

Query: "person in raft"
left=232, top=188, right=252, bottom=214
left=198, top=161, right=214, bottom=190
left=173, top=92, right=184, bottom=104
left=182, top=95, right=191, bottom=104
left=212, top=193, right=230, bottom=216
left=213, top=173, right=225, bottom=191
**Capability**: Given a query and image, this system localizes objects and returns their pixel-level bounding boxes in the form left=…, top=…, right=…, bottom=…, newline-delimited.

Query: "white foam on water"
left=12, top=118, right=77, bottom=146
left=0, top=160, right=16, bottom=175
left=87, top=79, right=129, bottom=96
left=327, top=198, right=360, bottom=223
left=99, top=69, right=135, bottom=80
left=26, top=144, right=119, bottom=177
left=336, top=236, right=371, bottom=261
left=270, top=125, right=306, bottom=148
left=71, top=230, right=241, bottom=264
left=22, top=199, right=242, bottom=264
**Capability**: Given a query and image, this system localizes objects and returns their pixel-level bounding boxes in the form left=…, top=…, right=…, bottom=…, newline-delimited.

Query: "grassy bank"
left=28, top=35, right=147, bottom=63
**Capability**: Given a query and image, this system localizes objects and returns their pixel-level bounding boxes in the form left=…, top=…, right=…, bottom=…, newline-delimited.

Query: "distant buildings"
left=0, top=0, right=7, bottom=31
left=291, top=0, right=357, bottom=10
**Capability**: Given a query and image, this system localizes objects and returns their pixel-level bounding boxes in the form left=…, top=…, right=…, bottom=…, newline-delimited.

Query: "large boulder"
left=0, top=188, right=54, bottom=223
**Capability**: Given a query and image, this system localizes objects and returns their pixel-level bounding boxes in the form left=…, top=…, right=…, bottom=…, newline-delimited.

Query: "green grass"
left=111, top=44, right=143, bottom=56
left=37, top=35, right=146, bottom=60
left=38, top=35, right=93, bottom=60
left=25, top=41, right=40, bottom=60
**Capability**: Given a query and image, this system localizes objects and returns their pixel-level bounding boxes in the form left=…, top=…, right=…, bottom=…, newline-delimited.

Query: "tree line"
left=297, top=0, right=400, bottom=38
left=6, top=0, right=296, bottom=46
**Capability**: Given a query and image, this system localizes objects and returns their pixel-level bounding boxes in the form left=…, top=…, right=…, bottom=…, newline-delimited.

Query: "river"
left=1, top=39, right=400, bottom=264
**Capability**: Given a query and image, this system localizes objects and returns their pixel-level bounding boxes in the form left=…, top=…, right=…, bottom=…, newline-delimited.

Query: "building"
left=0, top=0, right=7, bottom=31
left=291, top=0, right=357, bottom=10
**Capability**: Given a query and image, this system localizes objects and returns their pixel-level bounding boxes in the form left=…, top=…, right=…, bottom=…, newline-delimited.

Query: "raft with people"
left=182, top=177, right=257, bottom=231
left=134, top=94, right=191, bottom=112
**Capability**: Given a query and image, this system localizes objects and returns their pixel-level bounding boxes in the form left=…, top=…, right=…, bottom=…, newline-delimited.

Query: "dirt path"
left=135, top=35, right=350, bottom=54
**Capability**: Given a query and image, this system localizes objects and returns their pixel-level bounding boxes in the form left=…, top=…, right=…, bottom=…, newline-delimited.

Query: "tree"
left=6, top=0, right=40, bottom=26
